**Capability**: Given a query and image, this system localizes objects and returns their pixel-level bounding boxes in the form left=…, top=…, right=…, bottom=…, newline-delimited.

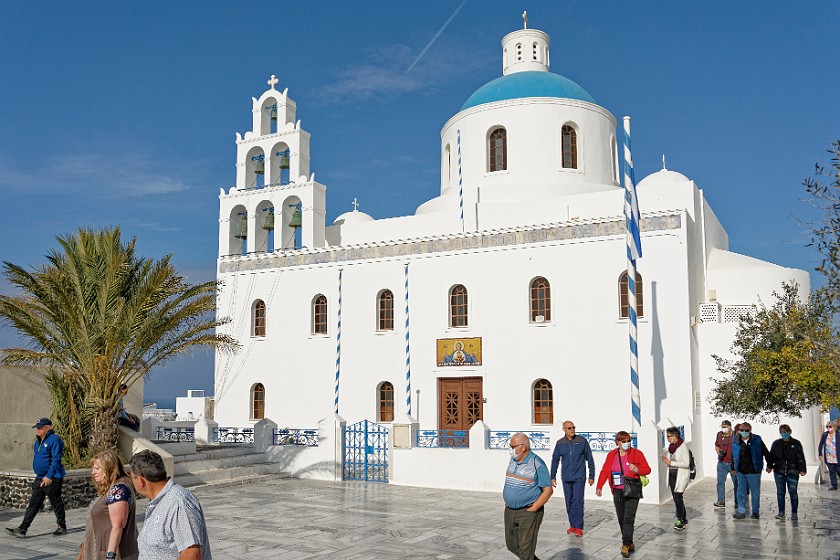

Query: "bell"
left=234, top=216, right=248, bottom=239
left=277, top=152, right=290, bottom=170
left=262, top=211, right=275, bottom=230
left=289, top=208, right=302, bottom=228
left=254, top=160, right=265, bottom=175
left=270, top=105, right=278, bottom=121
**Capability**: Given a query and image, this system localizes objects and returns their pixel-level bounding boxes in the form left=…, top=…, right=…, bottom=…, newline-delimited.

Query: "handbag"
left=619, top=450, right=643, bottom=499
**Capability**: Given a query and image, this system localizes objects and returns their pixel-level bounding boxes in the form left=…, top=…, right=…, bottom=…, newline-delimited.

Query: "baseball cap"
left=721, top=420, right=732, bottom=427
left=32, top=417, right=53, bottom=428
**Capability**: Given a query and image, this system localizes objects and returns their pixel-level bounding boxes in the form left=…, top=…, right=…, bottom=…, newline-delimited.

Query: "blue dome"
left=461, top=71, right=595, bottom=111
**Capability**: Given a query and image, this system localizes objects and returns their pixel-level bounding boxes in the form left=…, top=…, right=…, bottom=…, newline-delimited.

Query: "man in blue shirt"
left=504, top=433, right=553, bottom=560
left=5, top=418, right=67, bottom=538
left=550, top=420, right=595, bottom=536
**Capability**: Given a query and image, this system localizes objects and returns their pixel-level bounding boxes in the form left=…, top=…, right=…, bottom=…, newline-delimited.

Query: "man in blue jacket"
left=731, top=422, right=771, bottom=520
left=5, top=418, right=67, bottom=538
left=550, top=420, right=595, bottom=536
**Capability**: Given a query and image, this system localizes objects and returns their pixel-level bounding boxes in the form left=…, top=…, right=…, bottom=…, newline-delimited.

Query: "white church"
left=212, top=21, right=819, bottom=501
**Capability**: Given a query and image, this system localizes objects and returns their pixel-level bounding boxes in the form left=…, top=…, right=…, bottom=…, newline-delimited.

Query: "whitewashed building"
left=212, top=23, right=819, bottom=502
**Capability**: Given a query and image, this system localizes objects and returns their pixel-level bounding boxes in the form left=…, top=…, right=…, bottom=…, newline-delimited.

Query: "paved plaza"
left=1, top=477, right=839, bottom=559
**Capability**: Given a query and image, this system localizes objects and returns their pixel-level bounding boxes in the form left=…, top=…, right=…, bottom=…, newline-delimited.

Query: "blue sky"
left=1, top=2, right=837, bottom=407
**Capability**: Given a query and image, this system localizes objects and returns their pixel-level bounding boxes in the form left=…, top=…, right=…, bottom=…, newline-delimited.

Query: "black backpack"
left=689, top=449, right=697, bottom=480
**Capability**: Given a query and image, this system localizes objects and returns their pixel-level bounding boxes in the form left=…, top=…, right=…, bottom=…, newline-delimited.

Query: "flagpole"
left=334, top=268, right=343, bottom=415
left=623, top=116, right=642, bottom=437
left=457, top=130, right=464, bottom=232
left=404, top=263, right=412, bottom=417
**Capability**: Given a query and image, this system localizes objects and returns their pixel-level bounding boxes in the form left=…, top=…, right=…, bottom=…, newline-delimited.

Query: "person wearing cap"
left=713, top=420, right=738, bottom=508
left=5, top=418, right=67, bottom=538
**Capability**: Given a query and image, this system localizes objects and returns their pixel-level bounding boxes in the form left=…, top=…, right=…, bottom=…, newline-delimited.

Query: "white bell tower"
left=218, top=75, right=326, bottom=258
left=502, top=11, right=550, bottom=75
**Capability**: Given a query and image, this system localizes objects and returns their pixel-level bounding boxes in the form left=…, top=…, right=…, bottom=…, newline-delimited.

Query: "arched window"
left=488, top=127, right=507, bottom=172
left=561, top=124, right=578, bottom=169
left=252, top=383, right=265, bottom=420
left=252, top=300, right=266, bottom=337
left=449, top=284, right=468, bottom=328
left=516, top=42, right=522, bottom=61
left=312, top=294, right=328, bottom=334
left=619, top=271, right=644, bottom=318
left=532, top=41, right=539, bottom=61
left=533, top=379, right=553, bottom=424
left=444, top=144, right=451, bottom=189
left=377, top=290, right=394, bottom=331
left=378, top=382, right=394, bottom=422
left=530, top=277, right=551, bottom=322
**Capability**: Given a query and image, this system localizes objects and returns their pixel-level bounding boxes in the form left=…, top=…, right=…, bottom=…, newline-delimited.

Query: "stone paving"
left=1, top=477, right=839, bottom=559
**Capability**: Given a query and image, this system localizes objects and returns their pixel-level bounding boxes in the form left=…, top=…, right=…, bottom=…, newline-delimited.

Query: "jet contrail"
left=406, top=0, right=469, bottom=73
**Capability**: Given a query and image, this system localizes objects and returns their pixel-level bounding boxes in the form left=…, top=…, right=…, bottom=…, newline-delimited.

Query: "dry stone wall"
left=0, top=470, right=96, bottom=509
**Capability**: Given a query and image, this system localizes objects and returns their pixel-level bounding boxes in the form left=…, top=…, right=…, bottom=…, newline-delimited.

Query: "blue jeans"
left=774, top=472, right=799, bottom=514
left=716, top=461, right=736, bottom=503
left=563, top=479, right=586, bottom=529
left=736, top=472, right=761, bottom=515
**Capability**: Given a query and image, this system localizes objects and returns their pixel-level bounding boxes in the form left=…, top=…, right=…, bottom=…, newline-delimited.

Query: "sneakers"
left=774, top=513, right=785, bottom=520
left=733, top=512, right=746, bottom=520
left=674, top=519, right=686, bottom=531
left=713, top=501, right=726, bottom=508
left=567, top=527, right=576, bottom=534
left=5, top=527, right=26, bottom=538
left=791, top=513, right=798, bottom=521
left=52, top=526, right=67, bottom=536
left=751, top=513, right=760, bottom=519
left=627, top=543, right=635, bottom=552
left=574, top=528, right=583, bottom=537
left=620, top=545, right=631, bottom=558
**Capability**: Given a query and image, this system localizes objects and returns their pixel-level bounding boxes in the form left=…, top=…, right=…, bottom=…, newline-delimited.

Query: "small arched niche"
left=260, top=96, right=279, bottom=136
left=245, top=146, right=266, bottom=189
left=255, top=199, right=275, bottom=253
left=279, top=195, right=303, bottom=250
left=269, top=140, right=292, bottom=186
left=228, top=204, right=248, bottom=256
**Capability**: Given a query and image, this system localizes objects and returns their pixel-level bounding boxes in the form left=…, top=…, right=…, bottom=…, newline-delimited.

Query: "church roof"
left=461, top=71, right=596, bottom=111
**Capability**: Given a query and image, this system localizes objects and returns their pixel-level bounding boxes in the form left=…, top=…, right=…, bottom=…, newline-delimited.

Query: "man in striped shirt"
left=503, top=433, right=553, bottom=560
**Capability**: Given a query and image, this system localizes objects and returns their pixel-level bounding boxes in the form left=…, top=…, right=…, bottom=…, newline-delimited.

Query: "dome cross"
left=352, top=197, right=359, bottom=211
left=268, top=74, right=279, bottom=90
left=522, top=10, right=528, bottom=29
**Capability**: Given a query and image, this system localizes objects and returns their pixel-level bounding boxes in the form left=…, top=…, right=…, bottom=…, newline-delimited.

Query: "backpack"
left=688, top=449, right=697, bottom=480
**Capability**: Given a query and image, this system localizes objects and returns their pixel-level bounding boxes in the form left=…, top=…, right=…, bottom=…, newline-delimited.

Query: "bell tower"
left=501, top=12, right=550, bottom=75
left=218, top=75, right=326, bottom=258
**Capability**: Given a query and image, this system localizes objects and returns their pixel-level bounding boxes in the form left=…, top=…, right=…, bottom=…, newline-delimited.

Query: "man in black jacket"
left=767, top=424, right=807, bottom=521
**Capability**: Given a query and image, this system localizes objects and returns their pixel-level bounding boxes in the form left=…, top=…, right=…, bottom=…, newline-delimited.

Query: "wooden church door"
left=438, top=377, right=483, bottom=431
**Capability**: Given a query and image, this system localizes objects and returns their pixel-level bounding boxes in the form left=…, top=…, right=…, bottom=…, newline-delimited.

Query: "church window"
left=488, top=127, right=507, bottom=172
left=378, top=382, right=394, bottom=422
left=533, top=379, right=553, bottom=424
left=251, top=383, right=265, bottom=420
left=312, top=294, right=328, bottom=334
left=378, top=290, right=394, bottom=331
left=562, top=124, right=578, bottom=169
left=516, top=42, right=522, bottom=61
left=530, top=277, right=551, bottom=322
left=444, top=144, right=452, bottom=189
left=532, top=41, right=539, bottom=61
left=449, top=284, right=468, bottom=328
left=619, top=271, right=644, bottom=318
left=253, top=300, right=266, bottom=337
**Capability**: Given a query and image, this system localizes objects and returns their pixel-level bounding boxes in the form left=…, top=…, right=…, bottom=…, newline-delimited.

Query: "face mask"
left=620, top=442, right=631, bottom=450
left=781, top=433, right=790, bottom=440
left=509, top=447, right=519, bottom=458
left=740, top=431, right=750, bottom=438
left=721, top=427, right=730, bottom=433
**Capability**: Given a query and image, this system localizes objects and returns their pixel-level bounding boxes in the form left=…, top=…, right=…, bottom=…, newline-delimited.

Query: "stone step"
left=175, top=462, right=288, bottom=487
left=174, top=452, right=269, bottom=475
left=173, top=452, right=208, bottom=463
left=195, top=445, right=256, bottom=459
left=186, top=471, right=291, bottom=491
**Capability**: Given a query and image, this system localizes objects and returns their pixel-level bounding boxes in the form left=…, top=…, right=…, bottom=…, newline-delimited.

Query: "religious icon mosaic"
left=436, top=337, right=482, bottom=367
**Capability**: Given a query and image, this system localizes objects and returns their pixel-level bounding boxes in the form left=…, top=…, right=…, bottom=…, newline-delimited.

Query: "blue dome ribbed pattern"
left=461, top=71, right=595, bottom=111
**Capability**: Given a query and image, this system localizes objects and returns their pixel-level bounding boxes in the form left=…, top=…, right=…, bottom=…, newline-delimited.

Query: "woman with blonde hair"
left=78, top=449, right=138, bottom=560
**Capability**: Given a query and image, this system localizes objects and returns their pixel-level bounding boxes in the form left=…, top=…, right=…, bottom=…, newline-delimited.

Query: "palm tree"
left=0, top=227, right=238, bottom=463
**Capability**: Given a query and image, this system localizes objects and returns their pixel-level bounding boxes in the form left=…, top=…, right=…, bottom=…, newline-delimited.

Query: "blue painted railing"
left=155, top=427, right=194, bottom=442
left=577, top=432, right=638, bottom=452
left=273, top=428, right=319, bottom=446
left=488, top=431, right=550, bottom=450
left=416, top=429, right=469, bottom=448
left=213, top=427, right=254, bottom=444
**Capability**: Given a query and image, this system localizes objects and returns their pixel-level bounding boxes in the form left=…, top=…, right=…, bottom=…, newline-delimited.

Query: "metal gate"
left=343, top=420, right=388, bottom=482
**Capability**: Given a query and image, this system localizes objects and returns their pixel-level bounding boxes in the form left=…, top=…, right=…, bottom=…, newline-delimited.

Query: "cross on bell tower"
left=267, top=74, right=279, bottom=90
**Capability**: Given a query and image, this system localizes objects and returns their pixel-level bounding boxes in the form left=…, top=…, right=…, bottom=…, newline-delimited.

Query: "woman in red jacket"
left=596, top=431, right=651, bottom=558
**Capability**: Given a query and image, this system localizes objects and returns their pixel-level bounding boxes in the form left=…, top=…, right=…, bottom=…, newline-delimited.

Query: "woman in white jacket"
left=661, top=426, right=691, bottom=530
